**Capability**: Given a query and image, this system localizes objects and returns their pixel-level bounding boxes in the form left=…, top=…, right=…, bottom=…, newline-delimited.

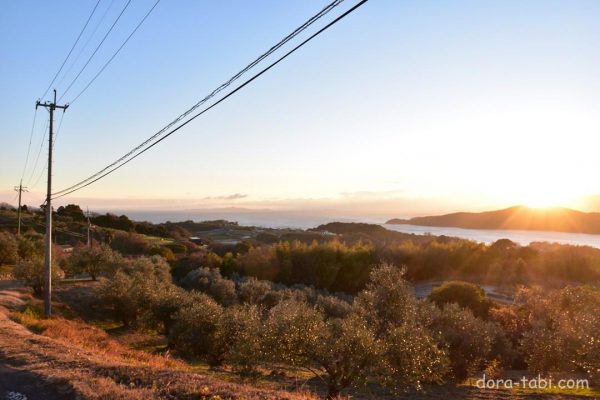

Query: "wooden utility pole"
left=86, top=206, right=92, bottom=247
left=36, top=89, right=68, bottom=317
left=13, top=182, right=28, bottom=235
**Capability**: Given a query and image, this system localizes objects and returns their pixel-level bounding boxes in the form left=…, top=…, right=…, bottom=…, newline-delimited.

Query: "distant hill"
left=386, top=206, right=600, bottom=234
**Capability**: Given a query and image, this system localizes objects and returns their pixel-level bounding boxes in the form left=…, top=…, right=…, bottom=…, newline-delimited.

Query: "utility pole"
left=13, top=182, right=28, bottom=235
left=36, top=89, right=68, bottom=317
left=86, top=206, right=92, bottom=248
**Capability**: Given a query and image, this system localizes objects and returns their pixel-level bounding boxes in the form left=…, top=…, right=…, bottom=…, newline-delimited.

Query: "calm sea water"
left=114, top=210, right=600, bottom=248
left=385, top=224, right=600, bottom=248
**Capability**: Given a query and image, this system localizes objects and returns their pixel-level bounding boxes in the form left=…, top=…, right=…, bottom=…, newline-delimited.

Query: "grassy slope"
left=0, top=282, right=315, bottom=400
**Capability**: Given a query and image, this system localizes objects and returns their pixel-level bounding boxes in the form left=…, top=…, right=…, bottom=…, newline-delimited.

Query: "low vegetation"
left=1, top=207, right=599, bottom=399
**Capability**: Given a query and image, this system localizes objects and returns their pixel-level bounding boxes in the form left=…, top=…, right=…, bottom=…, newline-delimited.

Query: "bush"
left=181, top=267, right=237, bottom=306
left=147, top=284, right=194, bottom=335
left=315, top=314, right=382, bottom=399
left=428, top=281, right=494, bottom=319
left=67, top=245, right=121, bottom=279
left=13, top=257, right=62, bottom=296
left=149, top=246, right=176, bottom=264
left=518, top=286, right=600, bottom=383
left=424, top=302, right=497, bottom=380
left=354, top=264, right=448, bottom=389
left=315, top=294, right=352, bottom=319
left=95, top=256, right=172, bottom=326
left=0, top=231, right=18, bottom=265
left=237, top=277, right=271, bottom=305
left=264, top=299, right=325, bottom=367
left=217, top=304, right=264, bottom=375
left=17, top=234, right=44, bottom=260
left=169, top=293, right=224, bottom=365
left=110, top=232, right=149, bottom=255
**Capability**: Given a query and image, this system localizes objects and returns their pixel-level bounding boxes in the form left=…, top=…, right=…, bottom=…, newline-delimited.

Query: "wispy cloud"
left=203, top=193, right=248, bottom=201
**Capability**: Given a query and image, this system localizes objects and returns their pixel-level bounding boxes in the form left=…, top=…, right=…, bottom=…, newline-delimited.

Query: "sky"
left=1, top=0, right=600, bottom=219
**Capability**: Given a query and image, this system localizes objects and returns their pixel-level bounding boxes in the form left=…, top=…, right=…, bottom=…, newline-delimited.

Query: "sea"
left=115, top=210, right=600, bottom=249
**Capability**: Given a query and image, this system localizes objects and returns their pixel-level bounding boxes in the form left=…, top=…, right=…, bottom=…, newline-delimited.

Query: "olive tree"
left=67, top=245, right=121, bottom=280
left=169, top=293, right=224, bottom=365
left=13, top=257, right=62, bottom=296
left=354, top=264, right=448, bottom=390
left=0, top=231, right=18, bottom=265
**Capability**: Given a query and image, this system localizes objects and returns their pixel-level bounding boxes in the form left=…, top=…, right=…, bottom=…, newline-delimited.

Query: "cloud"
left=203, top=193, right=248, bottom=201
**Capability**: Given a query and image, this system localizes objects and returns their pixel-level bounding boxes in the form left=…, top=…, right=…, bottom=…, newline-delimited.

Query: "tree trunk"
left=326, top=386, right=340, bottom=400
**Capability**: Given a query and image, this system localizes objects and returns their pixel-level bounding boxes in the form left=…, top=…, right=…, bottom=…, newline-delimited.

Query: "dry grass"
left=12, top=310, right=183, bottom=370
left=1, top=286, right=317, bottom=400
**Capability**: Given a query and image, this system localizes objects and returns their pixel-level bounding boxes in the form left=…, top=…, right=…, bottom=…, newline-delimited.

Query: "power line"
left=40, top=0, right=102, bottom=101
left=25, top=117, right=49, bottom=187
left=69, top=0, right=161, bottom=104
left=20, top=108, right=38, bottom=183
left=31, top=111, right=66, bottom=190
left=22, top=219, right=86, bottom=239
left=30, top=163, right=47, bottom=190
left=56, top=0, right=117, bottom=91
left=59, top=0, right=133, bottom=102
left=52, top=0, right=368, bottom=200
left=53, top=0, right=347, bottom=197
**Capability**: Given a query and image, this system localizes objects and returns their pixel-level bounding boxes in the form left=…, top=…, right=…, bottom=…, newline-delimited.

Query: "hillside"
left=386, top=206, right=600, bottom=234
left=0, top=281, right=314, bottom=400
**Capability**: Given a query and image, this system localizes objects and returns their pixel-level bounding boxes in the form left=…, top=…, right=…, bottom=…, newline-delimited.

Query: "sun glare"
left=506, top=186, right=579, bottom=209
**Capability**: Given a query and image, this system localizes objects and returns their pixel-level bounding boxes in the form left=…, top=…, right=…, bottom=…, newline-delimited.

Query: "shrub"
left=67, top=244, right=121, bottom=279
left=17, top=234, right=44, bottom=260
left=264, top=299, right=325, bottom=367
left=149, top=246, right=176, bottom=264
left=315, top=294, right=352, bottom=319
left=181, top=267, right=237, bottom=306
left=315, top=314, right=382, bottom=399
left=0, top=231, right=18, bottom=265
left=237, top=277, right=271, bottom=305
left=354, top=264, right=419, bottom=335
left=354, top=264, right=448, bottom=389
left=169, top=293, right=224, bottom=365
left=518, top=286, right=600, bottom=383
left=147, top=284, right=194, bottom=335
left=95, top=256, right=172, bottom=326
left=428, top=281, right=494, bottom=319
left=13, top=257, right=62, bottom=296
left=217, top=304, right=264, bottom=375
left=424, top=302, right=497, bottom=380
left=110, top=232, right=149, bottom=255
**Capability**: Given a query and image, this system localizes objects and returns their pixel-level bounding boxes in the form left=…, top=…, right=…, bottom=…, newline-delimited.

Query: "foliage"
left=428, top=281, right=495, bottom=319
left=424, top=302, right=498, bottom=381
left=56, top=204, right=85, bottom=221
left=169, top=293, right=224, bottom=365
left=92, top=213, right=135, bottom=232
left=180, top=267, right=237, bottom=306
left=237, top=277, right=271, bottom=305
left=95, top=256, right=172, bottom=326
left=17, top=233, right=45, bottom=261
left=67, top=244, right=121, bottom=279
left=517, top=285, right=600, bottom=383
left=149, top=245, right=176, bottom=264
left=217, top=304, right=264, bottom=374
left=13, top=257, right=62, bottom=296
left=354, top=264, right=448, bottom=389
left=109, top=232, right=150, bottom=255
left=237, top=240, right=376, bottom=293
left=0, top=231, right=18, bottom=265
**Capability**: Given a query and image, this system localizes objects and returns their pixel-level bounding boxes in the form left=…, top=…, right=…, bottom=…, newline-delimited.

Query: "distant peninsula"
left=386, top=206, right=600, bottom=235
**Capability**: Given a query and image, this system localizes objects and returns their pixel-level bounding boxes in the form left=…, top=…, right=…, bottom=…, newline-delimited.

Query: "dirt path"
left=0, top=365, right=75, bottom=400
